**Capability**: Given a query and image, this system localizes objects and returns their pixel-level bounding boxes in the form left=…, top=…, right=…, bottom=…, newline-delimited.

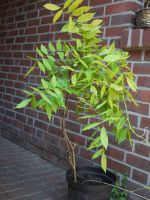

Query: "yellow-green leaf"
left=43, top=3, right=60, bottom=11
left=53, top=10, right=63, bottom=23
left=77, top=13, right=95, bottom=23
left=51, top=76, right=57, bottom=88
left=77, top=39, right=82, bottom=48
left=92, top=149, right=103, bottom=159
left=82, top=122, right=101, bottom=131
left=68, top=16, right=75, bottom=33
left=15, top=99, right=31, bottom=109
left=49, top=42, right=55, bottom=52
left=68, top=0, right=84, bottom=12
left=36, top=47, right=44, bottom=57
left=38, top=61, right=45, bottom=74
left=25, top=63, right=36, bottom=77
left=90, top=85, right=97, bottom=95
left=41, top=79, right=48, bottom=89
left=72, top=6, right=90, bottom=16
left=71, top=74, right=77, bottom=86
left=100, top=127, right=108, bottom=149
left=95, top=100, right=107, bottom=110
left=104, top=54, right=121, bottom=63
left=41, top=44, right=48, bottom=55
left=126, top=77, right=137, bottom=92
left=101, top=85, right=106, bottom=98
left=91, top=19, right=103, bottom=26
left=110, top=84, right=123, bottom=92
left=64, top=0, right=73, bottom=9
left=101, top=152, right=107, bottom=173
left=46, top=103, right=52, bottom=121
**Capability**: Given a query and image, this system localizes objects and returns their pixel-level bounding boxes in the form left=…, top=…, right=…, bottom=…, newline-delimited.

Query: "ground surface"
left=0, top=137, right=67, bottom=200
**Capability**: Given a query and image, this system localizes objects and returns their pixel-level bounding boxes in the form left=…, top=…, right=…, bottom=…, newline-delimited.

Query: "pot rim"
left=66, top=166, right=117, bottom=193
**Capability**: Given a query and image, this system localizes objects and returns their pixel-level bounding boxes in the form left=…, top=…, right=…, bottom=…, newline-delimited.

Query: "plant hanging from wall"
left=16, top=0, right=141, bottom=183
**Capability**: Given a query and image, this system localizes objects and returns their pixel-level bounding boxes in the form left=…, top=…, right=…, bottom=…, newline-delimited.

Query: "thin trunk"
left=61, top=98, right=77, bottom=182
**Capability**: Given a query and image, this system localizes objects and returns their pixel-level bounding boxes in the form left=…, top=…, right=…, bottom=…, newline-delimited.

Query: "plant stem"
left=61, top=97, right=77, bottom=182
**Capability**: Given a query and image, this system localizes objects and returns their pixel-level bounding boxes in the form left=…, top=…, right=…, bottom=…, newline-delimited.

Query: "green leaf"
left=51, top=76, right=57, bottom=88
left=118, top=129, right=128, bottom=144
left=41, top=44, right=48, bottom=55
left=46, top=103, right=51, bottom=121
left=72, top=6, right=90, bottom=16
left=76, top=39, right=82, bottom=48
left=61, top=23, right=69, bottom=32
left=110, top=84, right=123, bottom=92
left=126, top=77, right=137, bottom=92
left=90, top=85, right=97, bottom=96
left=56, top=39, right=62, bottom=51
left=71, top=74, right=77, bottom=86
left=53, top=10, right=63, bottom=23
left=82, top=122, right=101, bottom=131
left=41, top=78, right=48, bottom=89
left=43, top=3, right=60, bottom=11
left=15, top=98, right=31, bottom=109
left=68, top=16, right=75, bottom=33
left=117, top=117, right=125, bottom=131
left=64, top=0, right=73, bottom=9
left=104, top=54, right=121, bottom=63
left=31, top=96, right=36, bottom=108
left=68, top=0, right=84, bottom=12
left=62, top=66, right=76, bottom=71
left=95, top=100, right=107, bottom=110
left=36, top=47, right=44, bottom=57
left=39, top=92, right=50, bottom=104
left=77, top=13, right=95, bottom=23
left=43, top=59, right=51, bottom=71
left=25, top=63, right=36, bottom=77
left=101, top=85, right=106, bottom=98
left=91, top=19, right=103, bottom=26
left=88, top=136, right=101, bottom=150
left=38, top=61, right=45, bottom=74
left=92, top=149, right=103, bottom=159
left=49, top=42, right=55, bottom=52
left=100, top=127, right=108, bottom=149
left=101, top=153, right=107, bottom=173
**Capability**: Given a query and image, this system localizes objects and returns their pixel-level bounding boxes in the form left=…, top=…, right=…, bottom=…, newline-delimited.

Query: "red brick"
left=108, top=159, right=131, bottom=175
left=131, top=29, right=141, bottom=48
left=107, top=147, right=124, bottom=161
left=132, top=169, right=148, bottom=184
left=126, top=154, right=150, bottom=172
left=134, top=143, right=150, bottom=157
left=127, top=102, right=149, bottom=115
left=143, top=29, right=150, bottom=48
left=133, top=63, right=150, bottom=74
left=111, top=14, right=135, bottom=25
left=25, top=28, right=37, bottom=35
left=144, top=50, right=150, bottom=61
left=140, top=117, right=150, bottom=129
left=106, top=2, right=141, bottom=15
left=128, top=50, right=142, bottom=61
left=106, top=27, right=123, bottom=37
left=134, top=90, right=150, bottom=103
left=137, top=77, right=150, bottom=88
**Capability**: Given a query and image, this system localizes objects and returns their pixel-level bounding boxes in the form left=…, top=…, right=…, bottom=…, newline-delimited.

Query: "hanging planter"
left=135, top=1, right=150, bottom=28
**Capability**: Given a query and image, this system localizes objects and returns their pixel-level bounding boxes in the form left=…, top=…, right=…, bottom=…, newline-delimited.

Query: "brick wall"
left=0, top=0, right=150, bottom=198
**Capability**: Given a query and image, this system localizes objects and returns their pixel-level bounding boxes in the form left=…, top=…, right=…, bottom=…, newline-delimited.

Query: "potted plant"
left=16, top=0, right=140, bottom=199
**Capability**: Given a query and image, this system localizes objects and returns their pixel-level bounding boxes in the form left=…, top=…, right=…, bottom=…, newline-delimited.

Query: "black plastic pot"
left=66, top=167, right=116, bottom=200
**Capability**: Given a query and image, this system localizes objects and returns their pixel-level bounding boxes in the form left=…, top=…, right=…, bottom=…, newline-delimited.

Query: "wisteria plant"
left=16, top=0, right=139, bottom=182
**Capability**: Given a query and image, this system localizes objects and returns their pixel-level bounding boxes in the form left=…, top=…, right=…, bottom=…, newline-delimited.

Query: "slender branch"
left=61, top=97, right=77, bottom=182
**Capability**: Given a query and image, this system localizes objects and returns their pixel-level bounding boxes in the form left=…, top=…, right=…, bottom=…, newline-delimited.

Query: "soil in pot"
left=66, top=167, right=116, bottom=200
